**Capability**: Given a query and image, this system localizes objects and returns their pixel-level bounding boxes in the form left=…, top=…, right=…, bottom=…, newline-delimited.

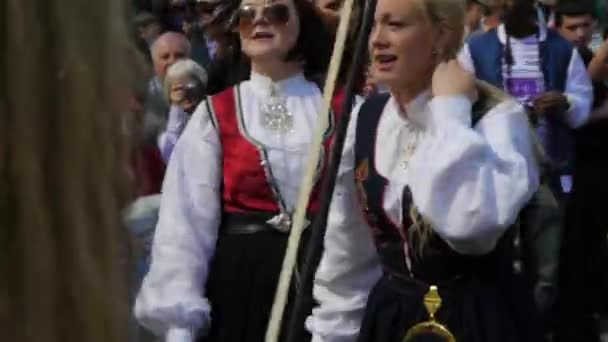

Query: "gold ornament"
left=403, top=285, right=456, bottom=342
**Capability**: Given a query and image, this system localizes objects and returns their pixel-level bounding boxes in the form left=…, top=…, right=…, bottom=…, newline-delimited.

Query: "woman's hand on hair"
left=432, top=60, right=477, bottom=102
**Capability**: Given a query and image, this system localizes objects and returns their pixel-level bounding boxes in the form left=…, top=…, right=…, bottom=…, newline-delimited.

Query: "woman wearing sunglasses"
left=307, top=0, right=544, bottom=341
left=134, top=1, right=339, bottom=342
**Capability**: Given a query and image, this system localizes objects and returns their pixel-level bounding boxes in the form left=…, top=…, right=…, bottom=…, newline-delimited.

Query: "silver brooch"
left=260, top=84, right=293, bottom=133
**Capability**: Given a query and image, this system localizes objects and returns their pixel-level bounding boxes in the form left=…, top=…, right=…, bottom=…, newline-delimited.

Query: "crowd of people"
left=4, top=0, right=607, bottom=342
left=122, top=0, right=608, bottom=341
left=122, top=1, right=608, bottom=342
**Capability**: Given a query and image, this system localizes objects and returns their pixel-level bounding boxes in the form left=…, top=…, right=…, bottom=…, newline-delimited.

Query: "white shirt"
left=458, top=24, right=593, bottom=129
left=135, top=71, right=332, bottom=342
left=306, top=92, right=540, bottom=342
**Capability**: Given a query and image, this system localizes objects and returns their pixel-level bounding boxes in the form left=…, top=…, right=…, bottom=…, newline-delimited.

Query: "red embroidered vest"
left=210, top=85, right=345, bottom=214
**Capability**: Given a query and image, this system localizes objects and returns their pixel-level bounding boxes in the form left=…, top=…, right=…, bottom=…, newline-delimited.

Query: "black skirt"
left=554, top=121, right=608, bottom=342
left=357, top=273, right=544, bottom=342
left=199, top=221, right=311, bottom=342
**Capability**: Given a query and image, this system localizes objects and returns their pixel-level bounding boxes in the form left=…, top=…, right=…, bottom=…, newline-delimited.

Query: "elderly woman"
left=134, top=1, right=340, bottom=342
left=307, top=0, right=543, bottom=341
left=158, top=58, right=208, bottom=163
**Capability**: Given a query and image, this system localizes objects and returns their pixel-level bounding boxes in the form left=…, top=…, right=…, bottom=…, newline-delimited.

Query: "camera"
left=183, top=79, right=206, bottom=105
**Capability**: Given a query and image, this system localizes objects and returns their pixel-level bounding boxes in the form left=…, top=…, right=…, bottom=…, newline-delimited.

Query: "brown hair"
left=285, top=0, right=335, bottom=77
left=207, top=0, right=335, bottom=80
left=1, top=1, right=137, bottom=341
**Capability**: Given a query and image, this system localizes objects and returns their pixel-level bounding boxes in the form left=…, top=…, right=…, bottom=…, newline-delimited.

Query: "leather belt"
left=220, top=212, right=282, bottom=235
left=220, top=212, right=311, bottom=235
left=220, top=212, right=314, bottom=235
left=223, top=222, right=276, bottom=235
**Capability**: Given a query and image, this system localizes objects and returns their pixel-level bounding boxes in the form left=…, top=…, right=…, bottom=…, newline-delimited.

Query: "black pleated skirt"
left=199, top=228, right=311, bottom=342
left=357, top=273, right=544, bottom=342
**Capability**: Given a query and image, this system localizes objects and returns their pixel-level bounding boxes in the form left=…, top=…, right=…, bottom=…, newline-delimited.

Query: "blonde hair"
left=405, top=0, right=467, bottom=253
left=415, top=0, right=466, bottom=61
left=1, top=0, right=139, bottom=341
left=163, top=59, right=209, bottom=103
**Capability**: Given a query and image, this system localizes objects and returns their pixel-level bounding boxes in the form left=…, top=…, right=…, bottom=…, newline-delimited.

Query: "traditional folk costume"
left=135, top=71, right=344, bottom=342
left=307, top=90, right=544, bottom=342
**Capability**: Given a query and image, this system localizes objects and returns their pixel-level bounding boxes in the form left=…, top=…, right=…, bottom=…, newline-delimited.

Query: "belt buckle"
left=266, top=212, right=292, bottom=233
left=266, top=212, right=310, bottom=233
left=403, top=285, right=456, bottom=342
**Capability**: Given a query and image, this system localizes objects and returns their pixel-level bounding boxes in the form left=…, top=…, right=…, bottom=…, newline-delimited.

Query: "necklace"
left=260, top=84, right=293, bottom=133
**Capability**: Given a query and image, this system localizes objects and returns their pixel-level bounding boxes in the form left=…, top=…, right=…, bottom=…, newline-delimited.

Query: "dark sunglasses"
left=235, top=3, right=290, bottom=30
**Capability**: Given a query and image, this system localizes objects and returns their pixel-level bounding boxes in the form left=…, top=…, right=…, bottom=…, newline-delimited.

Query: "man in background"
left=481, top=0, right=504, bottom=31
left=556, top=0, right=608, bottom=115
left=465, top=0, right=504, bottom=41
left=460, top=1, right=593, bottom=334
left=461, top=0, right=592, bottom=198
left=557, top=0, right=608, bottom=109
left=554, top=2, right=608, bottom=341
left=465, top=0, right=485, bottom=39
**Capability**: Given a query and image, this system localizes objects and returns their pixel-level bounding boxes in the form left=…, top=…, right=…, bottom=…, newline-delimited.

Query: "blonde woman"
left=307, top=0, right=543, bottom=341
left=2, top=0, right=137, bottom=341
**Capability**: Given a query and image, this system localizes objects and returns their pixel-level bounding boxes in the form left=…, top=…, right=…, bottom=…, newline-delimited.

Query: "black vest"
left=353, top=93, right=515, bottom=285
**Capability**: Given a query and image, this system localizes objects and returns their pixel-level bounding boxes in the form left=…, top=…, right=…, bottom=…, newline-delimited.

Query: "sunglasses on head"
left=235, top=3, right=290, bottom=30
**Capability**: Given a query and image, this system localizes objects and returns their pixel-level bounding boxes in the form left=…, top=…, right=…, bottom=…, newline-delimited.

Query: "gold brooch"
left=403, top=285, right=456, bottom=342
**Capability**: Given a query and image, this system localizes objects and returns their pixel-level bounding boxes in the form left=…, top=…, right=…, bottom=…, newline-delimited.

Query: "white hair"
left=163, top=59, right=208, bottom=102
left=150, top=32, right=192, bottom=59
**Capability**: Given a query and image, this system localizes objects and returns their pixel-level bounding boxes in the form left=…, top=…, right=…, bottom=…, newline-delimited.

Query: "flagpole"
left=283, top=1, right=377, bottom=341
left=263, top=1, right=359, bottom=341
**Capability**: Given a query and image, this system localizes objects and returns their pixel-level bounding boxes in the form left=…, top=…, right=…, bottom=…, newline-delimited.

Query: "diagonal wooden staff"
left=264, top=1, right=359, bottom=341
left=283, top=0, right=377, bottom=341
